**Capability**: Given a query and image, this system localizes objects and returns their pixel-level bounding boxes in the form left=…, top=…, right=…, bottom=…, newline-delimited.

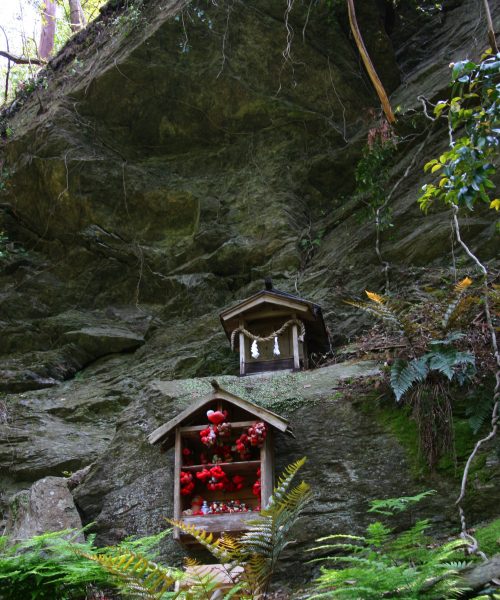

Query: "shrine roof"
left=219, top=284, right=330, bottom=352
left=148, top=381, right=289, bottom=446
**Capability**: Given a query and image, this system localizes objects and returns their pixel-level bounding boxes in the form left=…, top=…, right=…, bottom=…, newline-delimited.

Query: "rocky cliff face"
left=0, top=0, right=499, bottom=577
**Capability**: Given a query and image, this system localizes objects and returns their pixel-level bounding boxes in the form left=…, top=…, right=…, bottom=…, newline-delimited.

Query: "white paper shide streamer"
left=251, top=339, right=260, bottom=359
left=273, top=336, right=280, bottom=356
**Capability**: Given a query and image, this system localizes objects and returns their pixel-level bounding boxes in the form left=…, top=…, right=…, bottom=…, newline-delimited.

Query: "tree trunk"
left=346, top=0, right=395, bottom=124
left=68, top=0, right=87, bottom=33
left=38, top=0, right=56, bottom=60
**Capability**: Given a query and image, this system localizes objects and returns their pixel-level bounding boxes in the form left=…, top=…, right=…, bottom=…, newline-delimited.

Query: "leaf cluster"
left=309, top=492, right=468, bottom=599
left=419, top=53, right=500, bottom=215
left=0, top=528, right=169, bottom=600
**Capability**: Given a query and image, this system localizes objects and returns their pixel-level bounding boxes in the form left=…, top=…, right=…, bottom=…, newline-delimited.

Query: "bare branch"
left=346, top=0, right=395, bottom=124
left=0, top=50, right=45, bottom=66
left=451, top=202, right=500, bottom=553
left=482, top=0, right=499, bottom=52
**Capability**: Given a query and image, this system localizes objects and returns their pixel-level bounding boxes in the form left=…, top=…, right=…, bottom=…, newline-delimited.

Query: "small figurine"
left=201, top=500, right=210, bottom=515
left=191, top=495, right=204, bottom=515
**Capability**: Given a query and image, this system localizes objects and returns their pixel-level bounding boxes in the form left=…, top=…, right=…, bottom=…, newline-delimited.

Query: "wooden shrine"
left=148, top=381, right=290, bottom=545
left=219, top=279, right=330, bottom=375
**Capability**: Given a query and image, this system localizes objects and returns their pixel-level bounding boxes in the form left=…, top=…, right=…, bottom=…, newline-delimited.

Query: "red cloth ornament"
left=248, top=422, right=267, bottom=447
left=200, top=425, right=218, bottom=447
left=207, top=409, right=227, bottom=425
left=180, top=471, right=195, bottom=496
left=196, top=468, right=212, bottom=482
left=209, top=465, right=226, bottom=480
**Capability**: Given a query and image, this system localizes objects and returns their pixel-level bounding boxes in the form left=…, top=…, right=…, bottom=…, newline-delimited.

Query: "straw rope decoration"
left=230, top=319, right=305, bottom=351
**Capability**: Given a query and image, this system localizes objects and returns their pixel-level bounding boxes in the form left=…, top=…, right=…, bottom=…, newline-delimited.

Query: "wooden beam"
left=291, top=315, right=300, bottom=370
left=239, top=319, right=245, bottom=376
left=180, top=421, right=256, bottom=433
left=261, top=428, right=274, bottom=508
left=179, top=511, right=257, bottom=533
left=173, top=427, right=182, bottom=540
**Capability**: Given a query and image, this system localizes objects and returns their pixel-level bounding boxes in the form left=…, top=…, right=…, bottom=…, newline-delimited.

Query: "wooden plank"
left=179, top=511, right=257, bottom=533
left=261, top=428, right=274, bottom=508
left=180, top=420, right=256, bottom=433
left=291, top=316, right=300, bottom=370
left=173, top=427, right=182, bottom=540
left=245, top=358, right=294, bottom=374
left=239, top=319, right=245, bottom=376
left=181, top=460, right=261, bottom=472
left=239, top=308, right=301, bottom=321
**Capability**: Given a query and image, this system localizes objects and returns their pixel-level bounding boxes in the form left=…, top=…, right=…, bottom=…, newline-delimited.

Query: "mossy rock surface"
left=0, top=0, right=499, bottom=578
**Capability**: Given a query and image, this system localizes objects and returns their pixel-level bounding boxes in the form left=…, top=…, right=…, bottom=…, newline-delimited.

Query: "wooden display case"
left=148, top=382, right=290, bottom=546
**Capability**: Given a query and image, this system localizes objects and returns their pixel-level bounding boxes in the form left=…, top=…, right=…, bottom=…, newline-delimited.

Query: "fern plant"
left=390, top=335, right=476, bottom=402
left=0, top=527, right=171, bottom=600
left=170, top=457, right=311, bottom=599
left=308, top=492, right=469, bottom=599
left=346, top=281, right=478, bottom=467
left=82, top=549, right=184, bottom=599
left=0, top=529, right=113, bottom=600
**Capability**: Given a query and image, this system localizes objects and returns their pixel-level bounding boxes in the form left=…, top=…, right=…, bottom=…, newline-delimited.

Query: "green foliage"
left=346, top=283, right=481, bottom=467
left=346, top=288, right=477, bottom=402
left=368, top=490, right=436, bottom=516
left=390, top=344, right=475, bottom=402
left=0, top=529, right=111, bottom=599
left=170, top=457, right=311, bottom=597
left=474, top=518, right=500, bottom=556
left=419, top=53, right=500, bottom=217
left=467, top=393, right=495, bottom=434
left=0, top=528, right=170, bottom=600
left=355, top=138, right=396, bottom=227
left=112, top=0, right=146, bottom=35
left=83, top=549, right=182, bottom=599
left=309, top=493, right=468, bottom=599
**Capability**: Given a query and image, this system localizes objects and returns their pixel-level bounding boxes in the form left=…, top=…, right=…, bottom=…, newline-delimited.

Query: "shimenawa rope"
left=230, top=319, right=305, bottom=350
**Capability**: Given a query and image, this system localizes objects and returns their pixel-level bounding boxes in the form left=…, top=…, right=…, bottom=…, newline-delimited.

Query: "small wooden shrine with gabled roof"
left=219, top=279, right=330, bottom=376
left=148, top=380, right=290, bottom=545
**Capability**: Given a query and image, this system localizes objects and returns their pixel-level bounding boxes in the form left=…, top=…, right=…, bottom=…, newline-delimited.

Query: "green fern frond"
left=467, top=395, right=494, bottom=433
left=167, top=520, right=237, bottom=565
left=369, top=492, right=436, bottom=516
left=390, top=358, right=428, bottom=402
left=266, top=457, right=307, bottom=509
left=82, top=550, right=181, bottom=599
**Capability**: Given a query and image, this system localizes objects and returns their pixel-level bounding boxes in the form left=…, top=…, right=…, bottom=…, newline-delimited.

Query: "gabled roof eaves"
left=148, top=384, right=289, bottom=446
